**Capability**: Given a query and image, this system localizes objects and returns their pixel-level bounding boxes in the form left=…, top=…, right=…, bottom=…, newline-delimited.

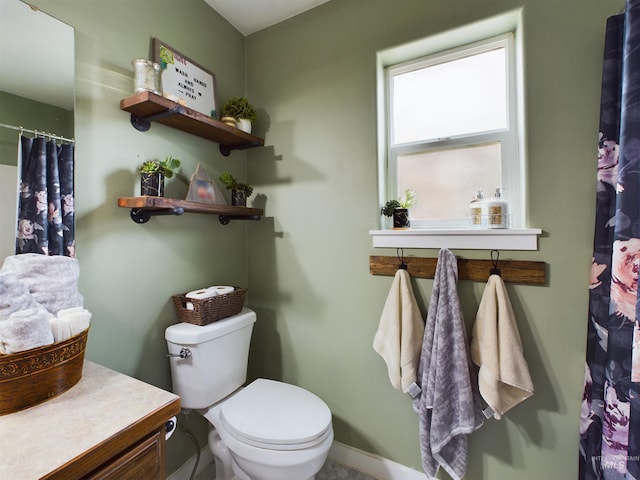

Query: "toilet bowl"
left=203, top=379, right=333, bottom=480
left=165, top=309, right=334, bottom=480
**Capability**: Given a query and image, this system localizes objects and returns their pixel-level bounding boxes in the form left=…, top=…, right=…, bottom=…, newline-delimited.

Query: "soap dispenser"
left=469, top=190, right=485, bottom=228
left=486, top=187, right=508, bottom=229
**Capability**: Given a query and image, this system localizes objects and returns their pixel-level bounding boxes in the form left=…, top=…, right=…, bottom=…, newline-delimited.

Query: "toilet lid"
left=220, top=379, right=332, bottom=448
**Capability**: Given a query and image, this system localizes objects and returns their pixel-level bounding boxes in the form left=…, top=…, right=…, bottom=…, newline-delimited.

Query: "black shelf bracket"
left=130, top=106, right=186, bottom=132
left=219, top=141, right=264, bottom=157
left=130, top=207, right=185, bottom=224
left=218, top=215, right=262, bottom=225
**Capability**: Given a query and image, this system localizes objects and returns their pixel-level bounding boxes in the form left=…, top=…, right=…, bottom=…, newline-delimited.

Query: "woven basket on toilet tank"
left=172, top=287, right=246, bottom=325
left=0, top=328, right=89, bottom=415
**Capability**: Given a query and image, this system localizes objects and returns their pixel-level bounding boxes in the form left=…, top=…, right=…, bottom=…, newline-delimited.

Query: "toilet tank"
left=165, top=308, right=256, bottom=410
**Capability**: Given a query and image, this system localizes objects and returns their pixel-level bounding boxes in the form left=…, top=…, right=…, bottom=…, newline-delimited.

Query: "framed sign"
left=152, top=38, right=218, bottom=118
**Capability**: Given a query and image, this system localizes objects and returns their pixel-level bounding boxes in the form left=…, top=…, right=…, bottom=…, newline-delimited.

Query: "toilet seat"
left=219, top=379, right=332, bottom=451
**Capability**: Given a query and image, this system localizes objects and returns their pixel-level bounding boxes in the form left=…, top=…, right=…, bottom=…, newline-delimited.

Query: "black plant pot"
left=231, top=189, right=247, bottom=206
left=140, top=172, right=165, bottom=196
left=393, top=208, right=410, bottom=229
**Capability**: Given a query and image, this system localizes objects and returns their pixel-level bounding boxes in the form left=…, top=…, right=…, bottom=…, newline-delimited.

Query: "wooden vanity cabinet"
left=84, top=428, right=165, bottom=480
left=43, top=404, right=178, bottom=480
left=1, top=362, right=181, bottom=480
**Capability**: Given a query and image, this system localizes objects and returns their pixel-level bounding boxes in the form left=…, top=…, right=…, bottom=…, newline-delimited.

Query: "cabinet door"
left=85, top=430, right=165, bottom=480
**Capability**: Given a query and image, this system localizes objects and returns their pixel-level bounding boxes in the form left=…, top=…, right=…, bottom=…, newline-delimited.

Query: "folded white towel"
left=59, top=307, right=91, bottom=337
left=470, top=274, right=534, bottom=419
left=51, top=307, right=91, bottom=342
left=57, top=307, right=85, bottom=316
left=0, top=271, right=37, bottom=321
left=0, top=306, right=54, bottom=354
left=2, top=254, right=83, bottom=315
left=374, top=269, right=425, bottom=393
left=49, top=316, right=73, bottom=343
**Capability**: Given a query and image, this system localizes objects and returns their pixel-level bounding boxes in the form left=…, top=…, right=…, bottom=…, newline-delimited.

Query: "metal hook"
left=397, top=248, right=407, bottom=270
left=490, top=249, right=501, bottom=276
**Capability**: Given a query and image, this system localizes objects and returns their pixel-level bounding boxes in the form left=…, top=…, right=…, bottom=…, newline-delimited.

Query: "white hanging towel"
left=470, top=274, right=534, bottom=419
left=373, top=268, right=424, bottom=393
left=412, top=249, right=483, bottom=480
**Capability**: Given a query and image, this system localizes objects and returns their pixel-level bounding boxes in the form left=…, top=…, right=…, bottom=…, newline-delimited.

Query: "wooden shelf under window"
left=119, top=92, right=264, bottom=156
left=117, top=197, right=263, bottom=225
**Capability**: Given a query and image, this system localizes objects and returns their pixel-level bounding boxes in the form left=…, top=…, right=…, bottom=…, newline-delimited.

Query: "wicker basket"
left=0, top=328, right=89, bottom=415
left=172, top=287, right=246, bottom=326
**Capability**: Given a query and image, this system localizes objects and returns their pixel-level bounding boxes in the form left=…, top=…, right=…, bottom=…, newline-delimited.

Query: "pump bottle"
left=486, top=187, right=508, bottom=229
left=469, top=190, right=485, bottom=228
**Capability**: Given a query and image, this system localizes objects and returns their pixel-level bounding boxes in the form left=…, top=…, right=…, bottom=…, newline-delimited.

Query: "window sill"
left=369, top=228, right=542, bottom=250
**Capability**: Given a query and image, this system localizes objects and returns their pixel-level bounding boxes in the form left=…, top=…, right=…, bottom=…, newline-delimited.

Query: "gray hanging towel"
left=412, top=248, right=484, bottom=480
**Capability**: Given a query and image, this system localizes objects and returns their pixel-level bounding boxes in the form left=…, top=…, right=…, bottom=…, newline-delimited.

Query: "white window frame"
left=376, top=9, right=528, bottom=233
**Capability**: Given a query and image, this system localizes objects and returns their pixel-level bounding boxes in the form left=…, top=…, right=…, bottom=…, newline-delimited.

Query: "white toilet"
left=165, top=308, right=333, bottom=480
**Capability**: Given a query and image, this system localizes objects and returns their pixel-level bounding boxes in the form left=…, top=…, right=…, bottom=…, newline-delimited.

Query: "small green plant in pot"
left=381, top=189, right=416, bottom=229
left=138, top=156, right=181, bottom=197
left=220, top=97, right=257, bottom=134
left=219, top=171, right=254, bottom=206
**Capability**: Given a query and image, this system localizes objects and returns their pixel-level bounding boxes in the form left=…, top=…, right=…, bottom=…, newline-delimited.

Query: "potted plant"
left=219, top=171, right=254, bottom=206
left=138, top=156, right=181, bottom=197
left=220, top=97, right=257, bottom=134
left=381, top=189, right=416, bottom=229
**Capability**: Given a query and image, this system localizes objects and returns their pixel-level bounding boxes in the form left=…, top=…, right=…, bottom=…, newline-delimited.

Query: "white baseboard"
left=328, top=441, right=424, bottom=480
left=168, top=441, right=423, bottom=480
left=167, top=446, right=213, bottom=480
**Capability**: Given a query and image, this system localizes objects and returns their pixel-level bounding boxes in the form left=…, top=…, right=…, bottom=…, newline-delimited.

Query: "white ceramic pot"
left=236, top=118, right=252, bottom=134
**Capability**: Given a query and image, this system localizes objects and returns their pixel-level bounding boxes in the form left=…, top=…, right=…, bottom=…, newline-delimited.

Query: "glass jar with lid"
left=132, top=59, right=162, bottom=95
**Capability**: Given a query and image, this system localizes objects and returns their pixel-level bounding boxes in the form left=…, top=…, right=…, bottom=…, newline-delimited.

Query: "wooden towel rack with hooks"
left=370, top=249, right=546, bottom=286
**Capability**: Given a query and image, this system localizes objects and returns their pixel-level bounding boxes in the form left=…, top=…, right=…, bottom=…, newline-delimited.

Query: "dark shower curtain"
left=16, top=136, right=75, bottom=257
left=580, top=1, right=640, bottom=478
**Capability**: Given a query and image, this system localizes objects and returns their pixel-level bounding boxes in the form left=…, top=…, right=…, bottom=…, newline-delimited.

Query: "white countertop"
left=0, top=361, right=180, bottom=479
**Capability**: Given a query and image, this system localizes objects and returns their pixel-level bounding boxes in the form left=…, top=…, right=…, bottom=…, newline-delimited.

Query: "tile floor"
left=316, top=459, right=378, bottom=480
left=194, top=458, right=378, bottom=480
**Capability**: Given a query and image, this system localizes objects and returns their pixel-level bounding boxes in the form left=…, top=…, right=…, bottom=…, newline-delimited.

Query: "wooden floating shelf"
left=119, top=91, right=265, bottom=156
left=117, top=196, right=264, bottom=225
left=370, top=255, right=546, bottom=286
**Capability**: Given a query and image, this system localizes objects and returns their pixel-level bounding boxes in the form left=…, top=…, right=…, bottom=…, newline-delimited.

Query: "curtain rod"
left=0, top=122, right=75, bottom=144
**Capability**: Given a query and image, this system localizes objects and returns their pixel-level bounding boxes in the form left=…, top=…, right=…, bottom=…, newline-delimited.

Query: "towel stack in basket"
left=173, top=286, right=246, bottom=325
left=0, top=253, right=90, bottom=354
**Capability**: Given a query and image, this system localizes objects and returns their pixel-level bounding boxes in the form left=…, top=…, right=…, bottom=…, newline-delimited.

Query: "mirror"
left=0, top=0, right=74, bottom=259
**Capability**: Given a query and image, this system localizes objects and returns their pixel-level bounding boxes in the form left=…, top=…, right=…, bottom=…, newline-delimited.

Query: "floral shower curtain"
left=580, top=1, right=640, bottom=478
left=16, top=136, right=75, bottom=257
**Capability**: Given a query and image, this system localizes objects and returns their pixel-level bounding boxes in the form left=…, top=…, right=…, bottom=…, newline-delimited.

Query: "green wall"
left=0, top=91, right=73, bottom=166
left=26, top=0, right=248, bottom=474
left=16, top=0, right=624, bottom=478
left=245, top=0, right=620, bottom=478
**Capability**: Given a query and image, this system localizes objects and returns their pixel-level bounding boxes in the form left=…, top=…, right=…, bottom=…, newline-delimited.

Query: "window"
left=379, top=24, right=525, bottom=230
